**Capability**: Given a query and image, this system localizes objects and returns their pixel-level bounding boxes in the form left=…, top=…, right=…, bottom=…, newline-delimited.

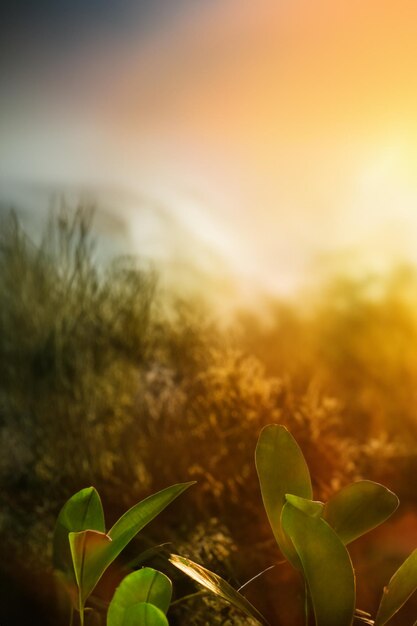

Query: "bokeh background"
left=2, top=1, right=417, bottom=624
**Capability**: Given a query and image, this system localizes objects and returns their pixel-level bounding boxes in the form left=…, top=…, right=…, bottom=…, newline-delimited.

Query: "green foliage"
left=255, top=424, right=313, bottom=568
left=0, top=206, right=156, bottom=502
left=104, top=483, right=195, bottom=575
left=120, top=602, right=169, bottom=626
left=107, top=568, right=172, bottom=626
left=256, top=425, right=409, bottom=625
left=69, top=529, right=112, bottom=614
left=53, top=483, right=193, bottom=624
left=281, top=501, right=355, bottom=626
left=53, top=487, right=106, bottom=589
left=285, top=494, right=324, bottom=518
left=170, top=424, right=412, bottom=626
left=255, top=425, right=417, bottom=626
left=323, top=480, right=399, bottom=545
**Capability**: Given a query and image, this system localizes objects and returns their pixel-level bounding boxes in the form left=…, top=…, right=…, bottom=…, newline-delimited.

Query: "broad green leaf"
left=123, top=602, right=169, bottom=626
left=323, top=480, right=399, bottom=544
left=71, top=483, right=193, bottom=608
left=69, top=530, right=112, bottom=610
left=53, top=487, right=105, bottom=607
left=255, top=425, right=312, bottom=567
left=375, top=548, right=417, bottom=625
left=53, top=487, right=105, bottom=576
left=285, top=494, right=324, bottom=518
left=281, top=502, right=355, bottom=626
left=169, top=554, right=269, bottom=626
left=108, top=483, right=195, bottom=558
left=107, top=568, right=172, bottom=626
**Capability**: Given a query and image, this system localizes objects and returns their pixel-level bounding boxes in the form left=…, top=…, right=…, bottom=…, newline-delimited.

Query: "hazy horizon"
left=3, top=0, right=417, bottom=301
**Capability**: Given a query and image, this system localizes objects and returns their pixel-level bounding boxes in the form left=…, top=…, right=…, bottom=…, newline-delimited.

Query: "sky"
left=2, top=0, right=417, bottom=300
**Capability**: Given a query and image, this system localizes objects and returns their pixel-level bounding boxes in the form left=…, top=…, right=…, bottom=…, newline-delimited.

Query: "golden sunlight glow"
left=3, top=0, right=417, bottom=297
left=88, top=0, right=417, bottom=294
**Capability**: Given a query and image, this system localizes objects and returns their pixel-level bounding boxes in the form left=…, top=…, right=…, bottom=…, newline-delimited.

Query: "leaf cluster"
left=170, top=425, right=417, bottom=626
left=53, top=482, right=193, bottom=625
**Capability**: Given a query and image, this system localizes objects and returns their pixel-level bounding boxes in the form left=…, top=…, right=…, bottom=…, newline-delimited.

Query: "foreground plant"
left=256, top=424, right=399, bottom=626
left=106, top=567, right=172, bottom=626
left=53, top=482, right=194, bottom=625
left=171, top=424, right=417, bottom=625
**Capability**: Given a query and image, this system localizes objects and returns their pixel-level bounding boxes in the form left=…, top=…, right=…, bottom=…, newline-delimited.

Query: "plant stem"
left=237, top=564, right=276, bottom=592
left=79, top=600, right=85, bottom=626
left=170, top=590, right=207, bottom=606
left=304, top=579, right=310, bottom=626
left=69, top=606, right=74, bottom=626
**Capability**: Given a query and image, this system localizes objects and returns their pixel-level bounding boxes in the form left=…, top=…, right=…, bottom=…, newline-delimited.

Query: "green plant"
left=170, top=424, right=417, bottom=626
left=106, top=568, right=172, bottom=626
left=53, top=483, right=194, bottom=625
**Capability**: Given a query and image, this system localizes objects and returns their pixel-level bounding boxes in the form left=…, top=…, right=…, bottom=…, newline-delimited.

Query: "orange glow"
left=4, top=0, right=417, bottom=297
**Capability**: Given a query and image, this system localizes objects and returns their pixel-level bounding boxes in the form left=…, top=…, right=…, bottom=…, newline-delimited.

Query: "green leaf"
left=375, top=548, right=417, bottom=625
left=53, top=487, right=105, bottom=576
left=169, top=554, right=269, bottom=626
left=323, top=480, right=399, bottom=544
left=123, top=603, right=169, bottom=626
left=281, top=502, right=355, bottom=626
left=108, top=483, right=195, bottom=560
left=71, top=483, right=193, bottom=609
left=255, top=425, right=312, bottom=567
left=69, top=530, right=112, bottom=610
left=107, top=568, right=172, bottom=626
left=285, top=494, right=324, bottom=518
left=53, top=486, right=105, bottom=607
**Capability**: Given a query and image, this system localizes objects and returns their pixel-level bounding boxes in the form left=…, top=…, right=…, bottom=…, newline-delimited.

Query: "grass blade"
left=169, top=554, right=270, bottom=626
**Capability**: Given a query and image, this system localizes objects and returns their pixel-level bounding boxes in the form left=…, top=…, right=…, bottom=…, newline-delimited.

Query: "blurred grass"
left=1, top=205, right=417, bottom=625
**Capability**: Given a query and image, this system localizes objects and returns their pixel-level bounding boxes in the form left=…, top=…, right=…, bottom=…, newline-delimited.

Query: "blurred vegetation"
left=1, top=205, right=417, bottom=625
